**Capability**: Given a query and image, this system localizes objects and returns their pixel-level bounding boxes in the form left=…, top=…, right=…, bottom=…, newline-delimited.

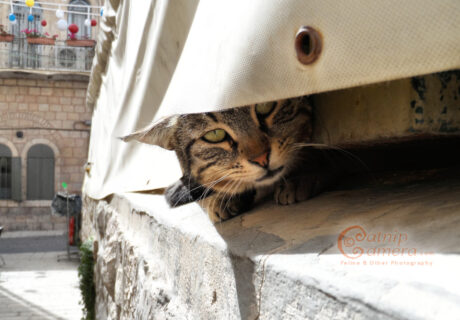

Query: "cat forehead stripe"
left=167, top=116, right=179, bottom=127
left=205, top=112, right=218, bottom=122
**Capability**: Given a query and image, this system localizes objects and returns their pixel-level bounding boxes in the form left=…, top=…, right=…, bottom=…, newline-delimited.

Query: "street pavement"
left=0, top=230, right=83, bottom=320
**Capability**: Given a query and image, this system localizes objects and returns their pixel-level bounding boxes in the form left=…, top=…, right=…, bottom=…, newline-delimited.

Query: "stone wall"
left=1, top=205, right=66, bottom=231
left=81, top=183, right=460, bottom=320
left=0, top=75, right=91, bottom=231
left=82, top=196, right=240, bottom=319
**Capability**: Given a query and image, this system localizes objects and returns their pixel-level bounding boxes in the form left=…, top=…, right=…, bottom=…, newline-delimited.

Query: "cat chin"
left=255, top=166, right=285, bottom=184
left=255, top=177, right=281, bottom=188
left=254, top=173, right=284, bottom=187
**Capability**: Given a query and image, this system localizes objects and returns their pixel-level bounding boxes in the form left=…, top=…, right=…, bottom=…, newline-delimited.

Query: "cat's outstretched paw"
left=274, top=179, right=297, bottom=205
left=199, top=190, right=256, bottom=222
left=274, top=171, right=335, bottom=205
left=199, top=197, right=242, bottom=222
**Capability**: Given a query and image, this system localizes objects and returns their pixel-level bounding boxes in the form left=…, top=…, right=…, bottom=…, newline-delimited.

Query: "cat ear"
left=120, top=116, right=179, bottom=150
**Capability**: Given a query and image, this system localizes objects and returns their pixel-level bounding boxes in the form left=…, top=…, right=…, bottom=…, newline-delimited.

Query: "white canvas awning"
left=84, top=0, right=460, bottom=199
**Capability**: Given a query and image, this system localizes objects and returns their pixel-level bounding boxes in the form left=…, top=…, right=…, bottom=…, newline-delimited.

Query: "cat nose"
left=249, top=151, right=270, bottom=168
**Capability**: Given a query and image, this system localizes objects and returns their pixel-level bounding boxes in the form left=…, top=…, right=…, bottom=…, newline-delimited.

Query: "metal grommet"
left=295, top=26, right=322, bottom=65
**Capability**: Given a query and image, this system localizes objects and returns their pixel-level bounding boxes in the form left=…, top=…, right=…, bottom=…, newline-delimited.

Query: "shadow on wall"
left=214, top=167, right=460, bottom=318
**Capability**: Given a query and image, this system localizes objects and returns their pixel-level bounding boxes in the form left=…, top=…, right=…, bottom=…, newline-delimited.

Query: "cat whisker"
left=172, top=171, right=234, bottom=207
left=291, top=143, right=371, bottom=173
left=194, top=167, right=241, bottom=207
left=196, top=169, right=240, bottom=203
left=223, top=180, right=242, bottom=214
left=219, top=180, right=237, bottom=212
left=222, top=178, right=245, bottom=215
left=200, top=173, right=232, bottom=199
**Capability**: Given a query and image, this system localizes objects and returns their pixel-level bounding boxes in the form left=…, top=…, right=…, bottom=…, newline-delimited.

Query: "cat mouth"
left=256, top=166, right=284, bottom=182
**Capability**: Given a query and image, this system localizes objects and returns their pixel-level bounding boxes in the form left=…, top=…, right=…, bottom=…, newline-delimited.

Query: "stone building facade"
left=0, top=0, right=102, bottom=231
left=0, top=74, right=91, bottom=230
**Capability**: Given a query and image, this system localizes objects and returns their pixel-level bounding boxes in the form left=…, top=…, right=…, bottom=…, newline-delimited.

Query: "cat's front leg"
left=274, top=170, right=338, bottom=205
left=198, top=190, right=256, bottom=222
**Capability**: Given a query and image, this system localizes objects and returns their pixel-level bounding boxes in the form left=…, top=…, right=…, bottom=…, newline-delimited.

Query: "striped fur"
left=123, top=96, right=330, bottom=222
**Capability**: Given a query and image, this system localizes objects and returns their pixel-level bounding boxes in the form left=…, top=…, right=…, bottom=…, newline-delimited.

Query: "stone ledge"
left=0, top=70, right=90, bottom=82
left=82, top=173, right=460, bottom=319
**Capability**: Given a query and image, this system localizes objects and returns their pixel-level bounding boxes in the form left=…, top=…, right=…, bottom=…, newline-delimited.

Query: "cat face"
left=123, top=97, right=313, bottom=202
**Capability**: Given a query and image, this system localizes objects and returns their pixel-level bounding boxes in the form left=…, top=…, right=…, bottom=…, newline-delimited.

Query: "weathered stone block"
left=314, top=71, right=460, bottom=146
left=82, top=171, right=460, bottom=319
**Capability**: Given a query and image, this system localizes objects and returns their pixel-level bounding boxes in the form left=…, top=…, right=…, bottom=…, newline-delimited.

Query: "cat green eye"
left=203, top=129, right=227, bottom=143
left=255, top=102, right=276, bottom=116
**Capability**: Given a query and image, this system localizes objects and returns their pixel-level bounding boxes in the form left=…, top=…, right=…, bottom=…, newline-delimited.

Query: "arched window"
left=68, top=0, right=91, bottom=39
left=0, top=144, right=12, bottom=199
left=27, top=144, right=54, bottom=200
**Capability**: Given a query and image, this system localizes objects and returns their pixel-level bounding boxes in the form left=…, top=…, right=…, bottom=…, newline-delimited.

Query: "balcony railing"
left=0, top=37, right=95, bottom=73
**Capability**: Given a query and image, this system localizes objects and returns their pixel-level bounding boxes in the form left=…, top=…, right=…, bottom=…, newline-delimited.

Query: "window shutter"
left=27, top=145, right=55, bottom=200
left=11, top=157, right=21, bottom=202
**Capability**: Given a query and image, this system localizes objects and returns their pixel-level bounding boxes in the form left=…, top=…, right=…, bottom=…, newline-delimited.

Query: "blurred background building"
left=0, top=0, right=102, bottom=231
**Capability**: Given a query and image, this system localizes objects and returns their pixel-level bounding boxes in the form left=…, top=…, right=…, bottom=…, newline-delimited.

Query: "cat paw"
left=204, top=200, right=243, bottom=222
left=199, top=190, right=256, bottom=222
left=275, top=172, right=331, bottom=205
left=274, top=180, right=297, bottom=205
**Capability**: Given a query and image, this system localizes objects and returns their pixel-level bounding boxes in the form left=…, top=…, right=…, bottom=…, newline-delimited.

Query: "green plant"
left=78, top=239, right=96, bottom=320
left=20, top=28, right=58, bottom=39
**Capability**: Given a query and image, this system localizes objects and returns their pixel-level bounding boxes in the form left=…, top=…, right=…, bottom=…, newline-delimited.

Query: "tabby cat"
left=123, top=96, right=338, bottom=222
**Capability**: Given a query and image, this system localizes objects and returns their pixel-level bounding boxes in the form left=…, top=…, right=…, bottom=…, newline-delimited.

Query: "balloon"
left=25, top=0, right=34, bottom=7
left=8, top=13, right=16, bottom=22
left=84, top=18, right=91, bottom=27
left=68, top=24, right=79, bottom=34
left=28, top=14, right=34, bottom=22
left=56, top=9, right=64, bottom=19
left=91, top=19, right=97, bottom=27
left=56, top=19, right=67, bottom=31
left=41, top=20, right=47, bottom=27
